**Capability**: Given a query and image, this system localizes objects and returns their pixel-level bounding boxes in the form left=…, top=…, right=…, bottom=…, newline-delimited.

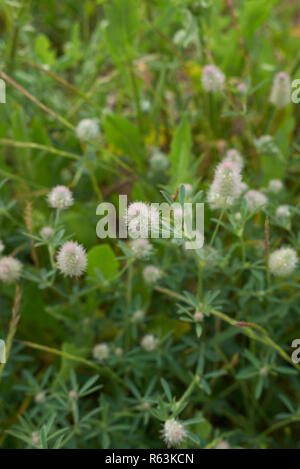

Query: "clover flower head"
left=255, top=135, right=279, bottom=157
left=269, top=72, right=291, bottom=109
left=40, top=226, right=54, bottom=240
left=150, top=151, right=170, bottom=172
left=268, top=179, right=283, bottom=193
left=259, top=367, right=268, bottom=377
left=245, top=190, right=268, bottom=212
left=162, top=419, right=187, bottom=447
left=126, top=202, right=159, bottom=238
left=32, top=432, right=40, bottom=446
left=237, top=82, right=247, bottom=94
left=34, top=393, right=45, bottom=404
left=141, top=334, right=158, bottom=352
left=0, top=257, right=22, bottom=283
left=69, top=390, right=78, bottom=399
left=93, top=343, right=110, bottom=362
left=47, top=185, right=73, bottom=210
left=208, top=160, right=243, bottom=209
left=75, top=118, right=100, bottom=141
left=269, top=247, right=298, bottom=277
left=115, top=347, right=123, bottom=357
left=130, top=238, right=153, bottom=259
left=0, top=239, right=4, bottom=254
left=194, top=311, right=204, bottom=322
left=181, top=183, right=193, bottom=197
left=223, top=148, right=244, bottom=171
left=202, top=64, right=225, bottom=92
left=276, top=205, right=290, bottom=218
left=132, top=309, right=145, bottom=322
left=56, top=241, right=87, bottom=277
left=142, top=265, right=162, bottom=284
left=216, top=440, right=231, bottom=449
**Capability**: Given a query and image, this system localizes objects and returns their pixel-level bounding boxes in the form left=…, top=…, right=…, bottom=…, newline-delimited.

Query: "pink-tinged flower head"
left=0, top=257, right=22, bottom=283
left=268, top=179, right=283, bottom=193
left=32, top=432, right=40, bottom=446
left=208, top=160, right=243, bottom=209
left=142, top=265, right=162, bottom=284
left=34, top=392, right=45, bottom=404
left=269, top=247, right=298, bottom=277
left=269, top=72, right=291, bottom=109
left=0, top=239, right=4, bottom=254
left=69, top=390, right=78, bottom=399
left=56, top=241, right=87, bottom=277
left=202, top=65, right=225, bottom=92
left=245, top=190, right=267, bottom=212
left=223, top=148, right=244, bottom=171
left=130, top=238, right=153, bottom=259
left=40, top=226, right=54, bottom=240
left=93, top=343, right=110, bottom=362
left=182, top=183, right=193, bottom=197
left=162, top=419, right=187, bottom=447
left=216, top=440, right=231, bottom=449
left=47, top=185, right=73, bottom=210
left=141, top=334, right=158, bottom=352
left=75, top=118, right=100, bottom=141
left=276, top=205, right=290, bottom=218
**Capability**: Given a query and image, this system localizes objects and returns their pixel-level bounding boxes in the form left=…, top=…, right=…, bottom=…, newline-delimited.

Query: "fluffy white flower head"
left=269, top=247, right=298, bottom=277
left=57, top=241, right=87, bottom=277
left=75, top=118, right=100, bottom=141
left=276, top=205, right=290, bottom=218
left=208, top=160, right=243, bottom=209
left=223, top=148, right=244, bottom=171
left=0, top=257, right=22, bottom=283
left=141, top=334, right=158, bottom=352
left=40, top=226, right=54, bottom=240
left=245, top=190, right=267, bottom=212
left=143, top=265, right=162, bottom=284
left=126, top=202, right=159, bottom=238
left=269, top=72, right=291, bottom=109
left=162, top=419, right=187, bottom=447
left=93, top=343, right=110, bottom=362
left=47, top=185, right=73, bottom=210
left=130, top=238, right=153, bottom=259
left=268, top=179, right=283, bottom=193
left=202, top=65, right=225, bottom=92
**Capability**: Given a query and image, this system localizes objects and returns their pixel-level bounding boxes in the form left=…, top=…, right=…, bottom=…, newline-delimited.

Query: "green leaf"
left=87, top=244, right=119, bottom=281
left=169, top=117, right=193, bottom=187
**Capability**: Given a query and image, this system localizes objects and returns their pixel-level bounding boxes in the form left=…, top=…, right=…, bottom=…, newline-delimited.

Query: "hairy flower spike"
left=162, top=419, right=187, bottom=447
left=150, top=151, right=169, bottom=172
left=93, top=343, right=110, bottom=362
left=141, top=334, right=158, bottom=352
left=269, top=247, right=298, bottom=277
left=202, top=65, right=225, bottom=92
left=0, top=257, right=22, bottom=283
left=75, top=118, right=100, bottom=141
left=57, top=241, right=87, bottom=277
left=47, top=185, right=73, bottom=210
left=269, top=72, right=291, bottom=109
left=276, top=205, right=290, bottom=218
left=126, top=202, right=160, bottom=238
left=208, top=160, right=243, bottom=209
left=245, top=190, right=268, bottom=212
left=223, top=148, right=244, bottom=171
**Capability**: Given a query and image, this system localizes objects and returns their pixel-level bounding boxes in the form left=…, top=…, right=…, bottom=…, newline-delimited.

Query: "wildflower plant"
left=0, top=0, right=299, bottom=451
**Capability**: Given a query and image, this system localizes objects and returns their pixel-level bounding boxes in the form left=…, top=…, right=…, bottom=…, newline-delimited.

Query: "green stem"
left=209, top=203, right=226, bottom=248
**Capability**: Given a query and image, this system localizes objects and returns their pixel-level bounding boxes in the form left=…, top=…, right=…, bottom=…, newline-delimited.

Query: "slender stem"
left=129, top=63, right=143, bottom=135
left=209, top=203, right=226, bottom=248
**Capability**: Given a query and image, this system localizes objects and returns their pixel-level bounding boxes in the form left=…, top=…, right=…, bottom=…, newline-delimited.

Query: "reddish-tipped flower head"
left=269, top=247, right=298, bottom=277
left=47, top=185, right=73, bottom=210
left=126, top=202, right=159, bottom=238
left=0, top=257, right=22, bottom=283
left=130, top=238, right=153, bottom=259
left=269, top=72, right=291, bottom=109
left=57, top=241, right=87, bottom=277
left=162, top=419, right=187, bottom=447
left=222, top=148, right=244, bottom=171
left=268, top=179, right=283, bottom=193
left=142, top=265, right=162, bottom=284
left=202, top=65, right=225, bottom=92
left=40, top=226, right=54, bottom=240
